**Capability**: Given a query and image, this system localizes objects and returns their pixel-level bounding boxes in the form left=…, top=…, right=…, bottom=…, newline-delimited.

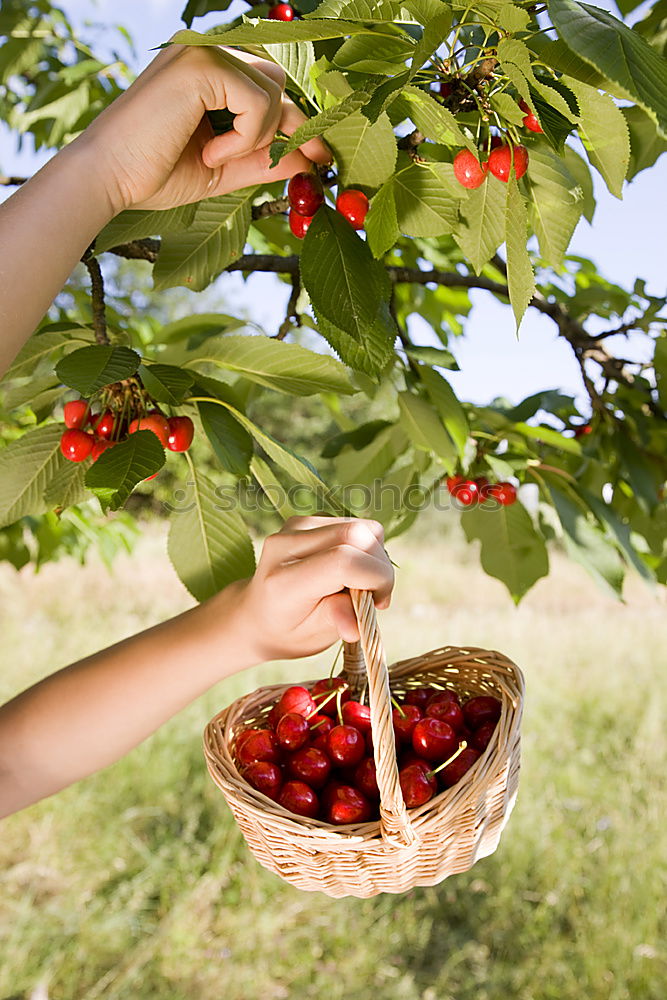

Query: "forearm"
left=0, top=138, right=116, bottom=377
left=0, top=581, right=255, bottom=818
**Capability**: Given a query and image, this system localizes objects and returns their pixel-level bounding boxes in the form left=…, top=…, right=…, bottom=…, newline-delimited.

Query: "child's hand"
left=78, top=44, right=330, bottom=215
left=231, top=517, right=394, bottom=663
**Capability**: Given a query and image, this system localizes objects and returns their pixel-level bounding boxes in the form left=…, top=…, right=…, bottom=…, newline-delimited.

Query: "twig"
left=0, top=175, right=28, bottom=186
left=275, top=273, right=301, bottom=340
left=82, top=255, right=110, bottom=345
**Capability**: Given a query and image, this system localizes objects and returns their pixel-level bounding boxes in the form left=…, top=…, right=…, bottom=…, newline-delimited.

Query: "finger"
left=266, top=521, right=386, bottom=565
left=279, top=98, right=332, bottom=165
left=276, top=544, right=395, bottom=607
left=319, top=592, right=360, bottom=643
left=203, top=82, right=282, bottom=165
left=281, top=516, right=385, bottom=545
left=205, top=144, right=312, bottom=193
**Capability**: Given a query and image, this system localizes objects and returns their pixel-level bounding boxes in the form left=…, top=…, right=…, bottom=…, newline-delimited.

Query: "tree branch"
left=0, top=175, right=27, bottom=186
left=82, top=255, right=110, bottom=345
left=275, top=273, right=301, bottom=340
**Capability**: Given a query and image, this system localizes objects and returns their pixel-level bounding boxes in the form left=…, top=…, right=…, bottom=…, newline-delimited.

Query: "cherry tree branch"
left=82, top=255, right=110, bottom=345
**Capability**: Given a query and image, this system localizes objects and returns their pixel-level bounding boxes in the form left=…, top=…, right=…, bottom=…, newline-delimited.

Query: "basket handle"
left=342, top=590, right=417, bottom=849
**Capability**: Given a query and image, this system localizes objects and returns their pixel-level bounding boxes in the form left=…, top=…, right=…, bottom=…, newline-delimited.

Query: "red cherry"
left=311, top=732, right=330, bottom=755
left=489, top=135, right=504, bottom=150
left=438, top=81, right=453, bottom=99
left=326, top=784, right=372, bottom=824
left=471, top=720, right=497, bottom=752
left=365, top=729, right=374, bottom=756
left=327, top=725, right=365, bottom=768
left=276, top=685, right=317, bottom=719
left=235, top=728, right=255, bottom=756
left=60, top=428, right=93, bottom=462
left=574, top=424, right=592, bottom=438
left=167, top=415, right=194, bottom=453
left=286, top=747, right=331, bottom=789
left=278, top=781, right=319, bottom=818
left=244, top=761, right=283, bottom=800
left=487, top=143, right=529, bottom=182
left=450, top=478, right=480, bottom=507
left=475, top=475, right=491, bottom=499
left=438, top=747, right=480, bottom=789
left=268, top=2, right=295, bottom=18
left=311, top=677, right=350, bottom=716
left=399, top=762, right=437, bottom=808
left=287, top=171, right=324, bottom=217
left=276, top=712, right=310, bottom=752
left=404, top=687, right=435, bottom=710
left=236, top=728, right=281, bottom=767
left=288, top=211, right=313, bottom=239
left=392, top=704, right=423, bottom=745
left=335, top=189, right=369, bottom=230
left=91, top=438, right=115, bottom=462
left=426, top=698, right=465, bottom=731
left=267, top=703, right=282, bottom=730
left=353, top=757, right=380, bottom=800
left=309, top=714, right=334, bottom=737
left=341, top=700, right=372, bottom=733
left=487, top=482, right=517, bottom=506
left=446, top=475, right=464, bottom=493
left=412, top=718, right=458, bottom=762
left=463, top=696, right=502, bottom=730
left=63, top=399, right=89, bottom=429
left=93, top=410, right=115, bottom=439
left=426, top=689, right=461, bottom=708
left=453, top=150, right=487, bottom=189
left=128, top=413, right=169, bottom=448
left=523, top=113, right=543, bottom=133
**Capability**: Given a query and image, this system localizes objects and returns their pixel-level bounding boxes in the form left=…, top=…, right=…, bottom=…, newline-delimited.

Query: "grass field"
left=1, top=521, right=666, bottom=1000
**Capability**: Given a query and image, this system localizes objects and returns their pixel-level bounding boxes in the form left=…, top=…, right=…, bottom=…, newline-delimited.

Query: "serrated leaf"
left=455, top=174, right=506, bottom=274
left=578, top=486, right=655, bottom=584
left=405, top=346, right=459, bottom=369
left=335, top=424, right=408, bottom=484
left=409, top=6, right=453, bottom=76
left=498, top=3, right=530, bottom=31
left=398, top=392, right=457, bottom=472
left=549, top=0, right=667, bottom=138
left=325, top=111, right=397, bottom=188
left=55, top=345, right=141, bottom=396
left=366, top=179, right=400, bottom=258
left=490, top=91, right=526, bottom=127
left=313, top=309, right=396, bottom=377
left=397, top=86, right=477, bottom=152
left=253, top=41, right=317, bottom=102
left=272, top=90, right=373, bottom=164
left=42, top=457, right=89, bottom=508
left=2, top=376, right=59, bottom=412
left=360, top=71, right=410, bottom=124
left=564, top=77, right=630, bottom=198
left=562, top=146, right=595, bottom=224
left=4, top=328, right=92, bottom=381
left=321, top=420, right=393, bottom=459
left=504, top=177, right=535, bottom=330
left=185, top=333, right=354, bottom=395
left=153, top=188, right=256, bottom=291
left=393, top=162, right=462, bottom=238
left=138, top=363, right=194, bottom=405
left=250, top=456, right=298, bottom=519
left=306, top=0, right=417, bottom=20
left=548, top=483, right=625, bottom=596
left=623, top=105, right=667, bottom=181
left=527, top=89, right=575, bottom=153
left=524, top=145, right=583, bottom=268
left=655, top=336, right=667, bottom=411
left=167, top=467, right=256, bottom=602
left=301, top=206, right=396, bottom=365
left=198, top=401, right=253, bottom=476
left=96, top=205, right=196, bottom=254
left=170, top=21, right=398, bottom=47
left=84, top=431, right=165, bottom=511
left=0, top=425, right=65, bottom=527
left=497, top=38, right=579, bottom=120
left=333, top=33, right=414, bottom=74
left=462, top=501, right=549, bottom=602
left=418, top=366, right=469, bottom=457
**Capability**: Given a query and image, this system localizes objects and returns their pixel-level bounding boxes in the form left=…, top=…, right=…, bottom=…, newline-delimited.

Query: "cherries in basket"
left=233, top=681, right=502, bottom=823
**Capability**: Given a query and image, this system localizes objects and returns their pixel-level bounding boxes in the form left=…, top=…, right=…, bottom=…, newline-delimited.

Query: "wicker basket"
left=204, top=588, right=524, bottom=898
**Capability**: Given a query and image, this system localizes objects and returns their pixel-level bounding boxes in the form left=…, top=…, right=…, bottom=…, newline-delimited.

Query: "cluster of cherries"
left=287, top=171, right=369, bottom=239
left=233, top=677, right=501, bottom=823
left=446, top=475, right=518, bottom=507
left=453, top=141, right=529, bottom=190
left=59, top=397, right=195, bottom=467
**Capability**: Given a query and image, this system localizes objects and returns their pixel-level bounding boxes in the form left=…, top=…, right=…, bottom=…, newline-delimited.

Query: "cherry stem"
left=336, top=688, right=344, bottom=726
left=428, top=741, right=468, bottom=778
left=328, top=642, right=343, bottom=679
left=309, top=687, right=343, bottom=716
left=391, top=696, right=405, bottom=718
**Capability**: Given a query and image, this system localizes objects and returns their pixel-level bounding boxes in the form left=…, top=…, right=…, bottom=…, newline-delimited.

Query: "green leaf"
left=397, top=391, right=457, bottom=472
left=527, top=89, right=576, bottom=153
left=185, top=333, right=354, bottom=395
left=55, top=345, right=141, bottom=396
left=325, top=111, right=397, bottom=188
left=272, top=90, right=374, bottom=164
left=198, top=401, right=253, bottom=476
left=42, top=458, right=89, bottom=509
left=562, top=146, right=595, bottom=224
left=655, top=335, right=667, bottom=411
left=409, top=6, right=453, bottom=76
left=167, top=466, right=256, bottom=602
left=418, top=366, right=469, bottom=457
left=511, top=421, right=583, bottom=455
left=0, top=425, right=66, bottom=527
left=95, top=205, right=196, bottom=254
left=549, top=0, right=667, bottom=138
left=366, top=179, right=400, bottom=258
left=170, top=21, right=398, bottom=47
left=455, top=174, right=506, bottom=274
left=181, top=0, right=234, bottom=28
left=395, top=86, right=477, bottom=153
left=321, top=419, right=392, bottom=458
left=405, top=346, right=459, bottom=369
left=335, top=424, right=408, bottom=484
left=504, top=177, right=535, bottom=330
left=490, top=91, right=526, bottom=127
left=84, top=431, right=165, bottom=511
left=250, top=455, right=298, bottom=519
left=138, top=364, right=194, bottom=405
left=524, top=145, right=583, bottom=268
left=255, top=41, right=317, bottom=102
left=623, top=104, right=667, bottom=181
left=333, top=33, right=414, bottom=74
left=548, top=483, right=625, bottom=596
left=578, top=486, right=655, bottom=584
left=2, top=376, right=59, bottom=412
left=393, top=162, right=462, bottom=238
left=564, top=77, right=630, bottom=198
left=497, top=38, right=579, bottom=120
left=301, top=206, right=396, bottom=370
left=153, top=188, right=257, bottom=291
left=462, top=501, right=549, bottom=602
left=313, top=309, right=396, bottom=377
left=4, top=328, right=92, bottom=381
left=306, top=0, right=417, bottom=20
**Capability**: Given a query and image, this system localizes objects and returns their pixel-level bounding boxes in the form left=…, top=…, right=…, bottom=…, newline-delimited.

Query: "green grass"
left=1, top=523, right=666, bottom=1000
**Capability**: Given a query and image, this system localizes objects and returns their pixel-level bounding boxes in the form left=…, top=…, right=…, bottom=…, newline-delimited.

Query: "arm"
left=0, top=517, right=393, bottom=818
left=0, top=44, right=328, bottom=376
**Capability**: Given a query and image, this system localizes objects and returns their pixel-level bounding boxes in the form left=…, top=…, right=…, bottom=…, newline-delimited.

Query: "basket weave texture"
left=204, top=589, right=524, bottom=898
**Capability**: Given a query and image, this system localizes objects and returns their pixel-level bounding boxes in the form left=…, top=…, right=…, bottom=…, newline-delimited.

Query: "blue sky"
left=1, top=0, right=664, bottom=409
